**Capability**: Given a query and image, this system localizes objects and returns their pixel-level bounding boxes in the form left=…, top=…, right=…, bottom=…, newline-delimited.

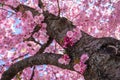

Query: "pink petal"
left=80, top=54, right=89, bottom=63
left=66, top=31, right=73, bottom=38
left=73, top=64, right=81, bottom=72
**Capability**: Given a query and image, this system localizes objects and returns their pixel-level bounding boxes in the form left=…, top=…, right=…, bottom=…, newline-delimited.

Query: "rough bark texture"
left=1, top=2, right=120, bottom=80
left=1, top=53, right=74, bottom=80
left=45, top=12, right=120, bottom=79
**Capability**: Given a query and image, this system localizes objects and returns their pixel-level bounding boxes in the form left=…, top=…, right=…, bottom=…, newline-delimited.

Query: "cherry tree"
left=0, top=0, right=120, bottom=80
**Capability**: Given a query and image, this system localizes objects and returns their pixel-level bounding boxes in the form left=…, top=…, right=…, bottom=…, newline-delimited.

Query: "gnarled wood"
left=1, top=1, right=120, bottom=80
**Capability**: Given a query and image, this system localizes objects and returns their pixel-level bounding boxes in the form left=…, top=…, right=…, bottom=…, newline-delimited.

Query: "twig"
left=23, top=24, right=42, bottom=46
left=31, top=25, right=41, bottom=36
left=0, top=8, right=15, bottom=14
left=36, top=37, right=53, bottom=55
left=12, top=53, right=29, bottom=62
left=38, top=0, right=44, bottom=10
left=23, top=36, right=42, bottom=46
left=0, top=3, right=16, bottom=12
left=57, top=0, right=60, bottom=16
left=30, top=66, right=35, bottom=80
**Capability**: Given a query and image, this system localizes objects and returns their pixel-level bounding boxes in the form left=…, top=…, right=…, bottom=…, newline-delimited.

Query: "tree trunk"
left=1, top=3, right=120, bottom=80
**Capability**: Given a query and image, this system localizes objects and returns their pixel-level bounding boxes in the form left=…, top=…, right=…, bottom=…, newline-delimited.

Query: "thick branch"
left=1, top=53, right=74, bottom=80
left=12, top=53, right=29, bottom=62
left=1, top=2, right=120, bottom=80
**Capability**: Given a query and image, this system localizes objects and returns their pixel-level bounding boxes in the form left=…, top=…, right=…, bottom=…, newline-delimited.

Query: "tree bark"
left=1, top=3, right=120, bottom=80
left=1, top=53, right=74, bottom=80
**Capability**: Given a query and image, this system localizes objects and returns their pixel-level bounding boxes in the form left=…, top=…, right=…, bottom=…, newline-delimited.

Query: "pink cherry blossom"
left=62, top=36, right=74, bottom=48
left=78, top=75, right=85, bottom=80
left=16, top=12, right=22, bottom=18
left=80, top=54, right=89, bottom=63
left=73, top=54, right=89, bottom=74
left=63, top=29, right=82, bottom=48
left=73, top=62, right=87, bottom=74
left=73, top=64, right=81, bottom=72
left=34, top=15, right=44, bottom=24
left=58, top=54, right=70, bottom=65
left=66, top=31, right=74, bottom=38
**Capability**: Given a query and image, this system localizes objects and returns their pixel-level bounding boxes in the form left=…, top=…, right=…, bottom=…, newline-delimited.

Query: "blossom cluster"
left=73, top=54, right=89, bottom=74
left=58, top=54, right=71, bottom=65
left=58, top=53, right=89, bottom=75
left=62, top=26, right=82, bottom=48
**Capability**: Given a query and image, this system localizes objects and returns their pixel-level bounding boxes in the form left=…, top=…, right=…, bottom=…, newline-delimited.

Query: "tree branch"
left=31, top=24, right=41, bottom=36
left=1, top=2, right=120, bottom=80
left=38, top=0, right=44, bottom=10
left=24, top=36, right=42, bottom=46
left=0, top=7, right=15, bottom=14
left=36, top=37, right=53, bottom=55
left=57, top=0, right=60, bottom=16
left=1, top=53, right=74, bottom=80
left=12, top=53, right=29, bottom=62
